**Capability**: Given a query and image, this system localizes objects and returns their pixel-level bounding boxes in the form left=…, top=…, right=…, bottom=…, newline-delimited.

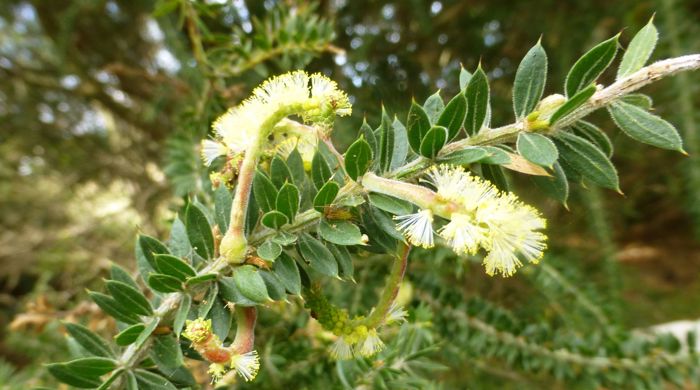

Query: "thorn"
left=537, top=34, right=543, bottom=45
left=679, top=148, right=689, bottom=156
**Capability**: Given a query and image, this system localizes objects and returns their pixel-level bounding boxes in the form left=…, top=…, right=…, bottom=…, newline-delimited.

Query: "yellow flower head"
left=204, top=71, right=351, bottom=166
left=182, top=318, right=213, bottom=344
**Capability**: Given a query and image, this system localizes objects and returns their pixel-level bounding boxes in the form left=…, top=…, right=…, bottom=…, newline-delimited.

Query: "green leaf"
left=617, top=17, right=658, bottom=79
left=208, top=297, right=232, bottom=340
left=368, top=193, right=413, bottom=215
left=459, top=67, right=472, bottom=90
left=297, top=233, right=338, bottom=277
left=89, top=291, right=141, bottom=324
left=313, top=181, right=340, bottom=211
left=532, top=161, right=569, bottom=206
left=419, top=125, right=448, bottom=158
left=110, top=264, right=138, bottom=290
left=105, top=280, right=153, bottom=316
left=147, top=274, right=184, bottom=293
left=464, top=66, right=490, bottom=135
left=134, top=369, right=178, bottom=390
left=275, top=182, right=299, bottom=222
left=554, top=132, right=620, bottom=191
left=549, top=84, right=596, bottom=125
left=619, top=93, right=652, bottom=110
left=609, top=101, right=684, bottom=152
left=328, top=244, right=353, bottom=280
left=114, top=323, right=146, bottom=346
left=311, top=151, right=332, bottom=189
left=272, top=253, right=301, bottom=295
left=185, top=273, right=217, bottom=286
left=63, top=357, right=117, bottom=378
left=154, top=254, right=196, bottom=282
left=197, top=283, right=218, bottom=318
left=46, top=363, right=102, bottom=388
left=173, top=294, right=191, bottom=336
left=478, top=146, right=512, bottom=165
left=565, top=34, right=619, bottom=97
left=261, top=210, right=289, bottom=229
left=345, top=137, right=373, bottom=181
left=318, top=220, right=364, bottom=246
left=261, top=271, right=286, bottom=301
left=167, top=218, right=190, bottom=258
left=219, top=277, right=256, bottom=306
left=481, top=164, right=509, bottom=191
left=286, top=148, right=306, bottom=186
left=391, top=117, right=409, bottom=170
left=151, top=334, right=184, bottom=369
left=572, top=120, right=613, bottom=157
left=437, top=147, right=489, bottom=166
left=270, top=155, right=293, bottom=188
left=423, top=91, right=444, bottom=124
left=377, top=107, right=395, bottom=172
left=437, top=93, right=467, bottom=140
left=516, top=132, right=559, bottom=167
left=406, top=100, right=432, bottom=152
left=271, top=231, right=297, bottom=246
left=64, top=323, right=114, bottom=358
left=257, top=240, right=282, bottom=261
left=185, top=203, right=214, bottom=260
left=513, top=41, right=548, bottom=119
left=245, top=189, right=259, bottom=235
left=359, top=119, right=378, bottom=159
left=233, top=265, right=270, bottom=303
left=253, top=170, right=278, bottom=213
left=136, top=235, right=169, bottom=281
left=96, top=368, right=125, bottom=390
left=214, top=185, right=232, bottom=233
left=362, top=207, right=400, bottom=252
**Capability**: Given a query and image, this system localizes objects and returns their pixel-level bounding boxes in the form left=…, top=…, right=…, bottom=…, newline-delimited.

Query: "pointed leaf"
left=328, top=244, right=353, bottom=280
left=64, top=323, right=114, bottom=358
left=253, top=170, right=278, bottom=213
left=297, top=233, right=338, bottom=277
left=270, top=156, right=293, bottom=188
left=272, top=253, right=301, bottom=295
left=465, top=66, right=490, bottom=135
left=88, top=291, right=140, bottom=324
left=532, top=161, right=569, bottom=206
left=147, top=274, right=184, bottom=293
left=549, top=84, right=596, bottom=125
left=114, top=323, right=146, bottom=346
left=572, top=120, right=613, bottom=157
left=134, top=369, right=177, bottom=390
left=423, top=91, right=444, bottom=123
left=173, top=294, right=191, bottom=336
left=185, top=203, right=214, bottom=260
left=377, top=108, right=395, bottom=172
left=391, top=117, right=409, bottom=170
left=565, top=35, right=619, bottom=97
left=345, top=137, right=373, bottom=181
left=554, top=132, right=620, bottom=190
left=214, top=185, right=232, bottom=233
left=517, top=132, right=559, bottom=167
left=437, top=93, right=467, bottom=140
left=318, top=220, right=364, bottom=246
left=276, top=182, right=300, bottom=221
left=233, top=265, right=269, bottom=303
left=617, top=18, right=658, bottom=79
left=513, top=41, right=548, bottom=119
left=609, top=101, right=684, bottom=152
left=313, top=180, right=340, bottom=211
left=369, top=193, right=413, bottom=215
left=459, top=67, right=472, bottom=90
left=407, top=100, right=432, bottom=152
left=136, top=235, right=169, bottom=281
left=154, top=254, right=196, bottom=282
left=151, top=334, right=184, bottom=369
left=261, top=210, right=289, bottom=229
left=419, top=125, right=448, bottom=158
left=257, top=240, right=282, bottom=261
left=311, top=151, right=332, bottom=189
left=437, top=147, right=489, bottom=166
left=110, top=264, right=138, bottom=290
left=286, top=148, right=306, bottom=186
left=105, top=280, right=153, bottom=316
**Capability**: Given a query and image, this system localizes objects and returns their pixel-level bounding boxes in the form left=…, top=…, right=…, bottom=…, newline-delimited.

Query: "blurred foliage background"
left=1, top=0, right=699, bottom=388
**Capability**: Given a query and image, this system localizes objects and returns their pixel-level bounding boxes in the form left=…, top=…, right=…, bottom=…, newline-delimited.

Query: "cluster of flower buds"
left=182, top=318, right=260, bottom=383
left=392, top=165, right=547, bottom=277
left=304, top=288, right=407, bottom=360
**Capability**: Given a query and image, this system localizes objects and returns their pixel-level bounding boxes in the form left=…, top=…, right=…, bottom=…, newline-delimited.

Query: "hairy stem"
left=364, top=244, right=411, bottom=328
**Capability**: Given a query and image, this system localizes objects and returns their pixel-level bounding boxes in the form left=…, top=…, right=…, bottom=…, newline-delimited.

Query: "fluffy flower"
left=329, top=336, right=354, bottom=360
left=385, top=302, right=408, bottom=325
left=426, top=164, right=548, bottom=277
left=207, top=363, right=227, bottom=383
left=229, top=350, right=260, bottom=382
left=211, top=71, right=350, bottom=159
left=357, top=329, right=384, bottom=357
left=201, top=139, right=228, bottom=166
left=394, top=209, right=435, bottom=248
